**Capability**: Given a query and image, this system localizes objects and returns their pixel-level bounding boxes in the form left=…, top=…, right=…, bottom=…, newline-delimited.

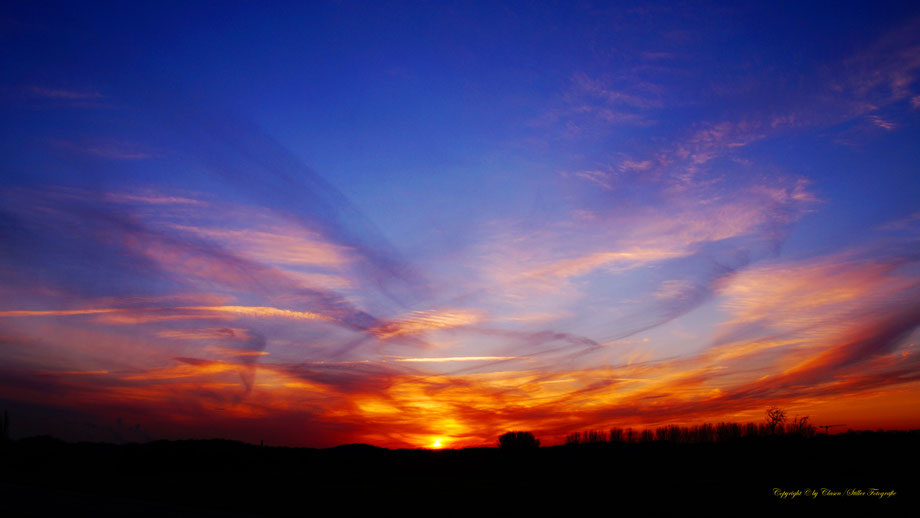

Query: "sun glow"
left=431, top=438, right=444, bottom=449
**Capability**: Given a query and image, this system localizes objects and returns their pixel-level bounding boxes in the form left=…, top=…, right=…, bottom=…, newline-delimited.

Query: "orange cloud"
left=156, top=328, right=253, bottom=340
left=392, top=356, right=518, bottom=363
left=177, top=306, right=335, bottom=322
left=369, top=309, right=483, bottom=339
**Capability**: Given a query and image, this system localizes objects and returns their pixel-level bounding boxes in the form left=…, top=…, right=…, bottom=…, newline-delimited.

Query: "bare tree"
left=765, top=406, right=786, bottom=434
left=789, top=416, right=816, bottom=437
left=583, top=430, right=607, bottom=443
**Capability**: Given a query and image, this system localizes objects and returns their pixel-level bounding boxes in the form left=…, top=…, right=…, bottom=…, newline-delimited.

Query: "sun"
left=430, top=438, right=444, bottom=449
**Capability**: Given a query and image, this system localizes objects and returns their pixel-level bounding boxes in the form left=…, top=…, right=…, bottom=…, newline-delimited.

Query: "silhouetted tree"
left=766, top=406, right=786, bottom=434
left=563, top=430, right=610, bottom=445
left=716, top=422, right=742, bottom=441
left=623, top=428, right=637, bottom=443
left=789, top=415, right=816, bottom=437
left=498, top=431, right=540, bottom=450
left=661, top=425, right=683, bottom=442
left=583, top=430, right=607, bottom=443
left=694, top=423, right=715, bottom=443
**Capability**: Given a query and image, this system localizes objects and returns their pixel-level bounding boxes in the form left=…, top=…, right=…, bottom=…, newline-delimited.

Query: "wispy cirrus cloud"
left=368, top=309, right=484, bottom=340
left=104, top=192, right=208, bottom=206
left=49, top=138, right=155, bottom=159
left=28, top=87, right=104, bottom=100
left=11, top=86, right=110, bottom=109
left=529, top=72, right=662, bottom=137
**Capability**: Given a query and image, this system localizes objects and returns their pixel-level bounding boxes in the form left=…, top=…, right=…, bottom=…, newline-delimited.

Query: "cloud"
left=0, top=308, right=123, bottom=317
left=1, top=305, right=334, bottom=323
left=707, top=249, right=920, bottom=363
left=171, top=224, right=353, bottom=269
left=479, top=177, right=816, bottom=300
left=529, top=72, right=661, bottom=136
left=105, top=193, right=207, bottom=206
left=178, top=306, right=335, bottom=322
left=570, top=72, right=663, bottom=110
left=392, top=356, right=518, bottom=363
left=37, top=370, right=109, bottom=376
left=619, top=160, right=655, bottom=172
left=369, top=309, right=483, bottom=339
left=156, top=328, right=252, bottom=341
left=50, top=138, right=155, bottom=160
left=573, top=170, right=615, bottom=190
left=867, top=115, right=897, bottom=130
left=29, top=87, right=104, bottom=100
left=0, top=149, right=832, bottom=449
left=521, top=248, right=686, bottom=281
left=673, top=120, right=765, bottom=168
left=0, top=188, right=380, bottom=334
left=124, top=85, right=429, bottom=304
left=842, top=17, right=920, bottom=106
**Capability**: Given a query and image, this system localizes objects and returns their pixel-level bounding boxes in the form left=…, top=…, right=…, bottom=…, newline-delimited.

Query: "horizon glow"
left=1, top=1, right=920, bottom=448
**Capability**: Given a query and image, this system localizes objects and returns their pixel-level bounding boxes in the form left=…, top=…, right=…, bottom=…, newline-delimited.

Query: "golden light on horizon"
left=431, top=438, right=444, bottom=449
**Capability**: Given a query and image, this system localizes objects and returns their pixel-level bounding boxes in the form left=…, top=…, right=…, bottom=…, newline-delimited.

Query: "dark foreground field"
left=1, top=431, right=917, bottom=516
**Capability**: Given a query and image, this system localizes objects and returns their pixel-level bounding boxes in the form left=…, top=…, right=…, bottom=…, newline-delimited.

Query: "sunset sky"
left=2, top=1, right=920, bottom=448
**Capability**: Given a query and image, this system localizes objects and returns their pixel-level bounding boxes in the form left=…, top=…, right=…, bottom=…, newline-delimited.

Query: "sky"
left=1, top=1, right=920, bottom=448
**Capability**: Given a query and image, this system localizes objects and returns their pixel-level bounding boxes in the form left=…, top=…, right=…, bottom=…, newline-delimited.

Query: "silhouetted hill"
left=1, top=431, right=917, bottom=515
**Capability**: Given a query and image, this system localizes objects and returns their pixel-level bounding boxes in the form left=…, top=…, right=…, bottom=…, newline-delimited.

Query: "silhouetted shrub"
left=609, top=428, right=624, bottom=442
left=498, top=431, right=540, bottom=450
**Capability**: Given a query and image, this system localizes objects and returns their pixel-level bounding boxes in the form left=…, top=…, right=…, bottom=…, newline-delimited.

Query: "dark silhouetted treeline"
left=564, top=418, right=817, bottom=445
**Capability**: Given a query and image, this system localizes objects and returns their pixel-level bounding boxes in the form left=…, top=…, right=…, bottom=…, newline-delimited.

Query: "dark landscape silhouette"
left=1, top=408, right=916, bottom=515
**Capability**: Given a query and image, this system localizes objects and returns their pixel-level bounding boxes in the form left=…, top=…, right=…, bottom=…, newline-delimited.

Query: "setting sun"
left=431, top=438, right=444, bottom=449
